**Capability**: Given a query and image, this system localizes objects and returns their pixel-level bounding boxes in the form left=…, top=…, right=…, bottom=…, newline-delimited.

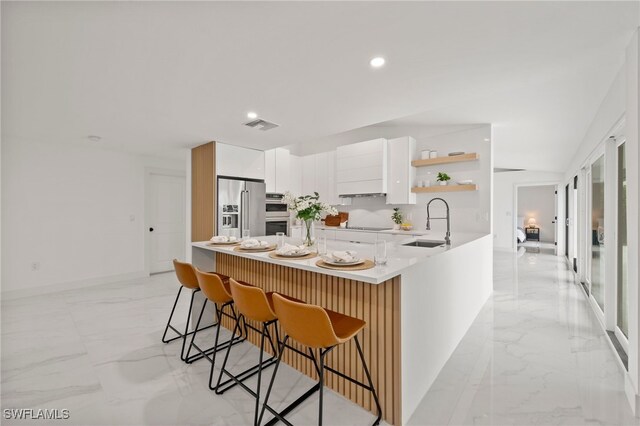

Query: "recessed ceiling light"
left=247, top=112, right=258, bottom=119
left=484, top=138, right=490, bottom=142
left=87, top=135, right=102, bottom=142
left=370, top=57, right=385, bottom=68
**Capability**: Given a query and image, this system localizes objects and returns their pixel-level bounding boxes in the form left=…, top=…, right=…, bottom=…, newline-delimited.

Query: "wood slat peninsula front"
left=212, top=253, right=402, bottom=426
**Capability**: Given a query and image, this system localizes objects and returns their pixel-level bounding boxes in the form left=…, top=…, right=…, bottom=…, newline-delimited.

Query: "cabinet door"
left=301, top=155, right=316, bottom=196
left=265, top=149, right=276, bottom=193
left=216, top=143, right=265, bottom=180
left=314, top=152, right=329, bottom=203
left=325, top=151, right=337, bottom=205
left=289, top=155, right=302, bottom=196
left=387, top=136, right=416, bottom=205
left=274, top=148, right=291, bottom=193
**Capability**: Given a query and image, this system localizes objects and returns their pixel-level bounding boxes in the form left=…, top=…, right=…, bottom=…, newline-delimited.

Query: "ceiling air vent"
left=243, top=118, right=279, bottom=131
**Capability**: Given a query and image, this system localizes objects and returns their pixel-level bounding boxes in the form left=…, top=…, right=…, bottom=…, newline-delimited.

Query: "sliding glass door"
left=589, top=154, right=605, bottom=312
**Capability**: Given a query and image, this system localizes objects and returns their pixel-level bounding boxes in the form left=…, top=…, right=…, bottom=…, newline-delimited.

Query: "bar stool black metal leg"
left=184, top=297, right=210, bottom=363
left=206, top=304, right=244, bottom=390
left=258, top=335, right=290, bottom=426
left=180, top=291, right=203, bottom=361
left=318, top=348, right=326, bottom=426
left=254, top=323, right=268, bottom=426
left=354, top=336, right=382, bottom=426
left=161, top=286, right=184, bottom=343
left=214, top=315, right=244, bottom=394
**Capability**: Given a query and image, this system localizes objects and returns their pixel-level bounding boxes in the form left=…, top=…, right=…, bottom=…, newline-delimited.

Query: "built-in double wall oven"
left=265, top=193, right=290, bottom=236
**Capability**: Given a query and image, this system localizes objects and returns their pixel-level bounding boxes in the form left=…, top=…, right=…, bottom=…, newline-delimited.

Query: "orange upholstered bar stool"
left=189, top=268, right=246, bottom=388
left=161, top=259, right=222, bottom=362
left=259, top=294, right=382, bottom=426
left=215, top=279, right=288, bottom=426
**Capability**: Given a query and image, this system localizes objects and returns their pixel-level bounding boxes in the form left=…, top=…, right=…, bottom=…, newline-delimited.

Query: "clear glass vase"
left=302, top=219, right=315, bottom=247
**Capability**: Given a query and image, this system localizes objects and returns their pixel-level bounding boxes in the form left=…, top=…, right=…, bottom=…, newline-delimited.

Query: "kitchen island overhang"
left=191, top=233, right=492, bottom=425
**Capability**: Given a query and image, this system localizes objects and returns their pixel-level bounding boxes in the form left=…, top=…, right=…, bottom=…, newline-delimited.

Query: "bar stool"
left=259, top=294, right=382, bottom=426
left=215, top=279, right=287, bottom=426
left=187, top=268, right=247, bottom=388
left=161, top=259, right=218, bottom=362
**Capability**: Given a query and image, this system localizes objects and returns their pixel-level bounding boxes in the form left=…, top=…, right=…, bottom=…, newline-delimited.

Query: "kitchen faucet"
left=426, top=197, right=451, bottom=246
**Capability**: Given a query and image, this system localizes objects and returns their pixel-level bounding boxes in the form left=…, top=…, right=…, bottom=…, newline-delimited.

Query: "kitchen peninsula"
left=191, top=232, right=492, bottom=425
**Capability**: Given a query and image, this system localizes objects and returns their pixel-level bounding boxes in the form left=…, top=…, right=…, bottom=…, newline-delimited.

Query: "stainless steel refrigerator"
left=217, top=177, right=266, bottom=237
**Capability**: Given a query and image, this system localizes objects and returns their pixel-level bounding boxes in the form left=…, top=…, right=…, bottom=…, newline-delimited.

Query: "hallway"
left=409, top=249, right=637, bottom=425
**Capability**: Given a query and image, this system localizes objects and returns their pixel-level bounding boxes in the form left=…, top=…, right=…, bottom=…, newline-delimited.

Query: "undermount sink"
left=402, top=240, right=446, bottom=248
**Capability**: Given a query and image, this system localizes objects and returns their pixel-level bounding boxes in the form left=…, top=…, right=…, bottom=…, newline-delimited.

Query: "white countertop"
left=192, top=232, right=489, bottom=284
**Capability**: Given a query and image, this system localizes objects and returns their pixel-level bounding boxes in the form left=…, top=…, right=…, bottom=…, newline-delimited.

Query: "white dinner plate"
left=276, top=250, right=310, bottom=257
left=208, top=240, right=239, bottom=245
left=321, top=257, right=364, bottom=266
left=240, top=244, right=276, bottom=251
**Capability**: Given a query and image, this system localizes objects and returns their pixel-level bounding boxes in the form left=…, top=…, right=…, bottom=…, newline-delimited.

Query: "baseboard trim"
left=1, top=271, right=149, bottom=301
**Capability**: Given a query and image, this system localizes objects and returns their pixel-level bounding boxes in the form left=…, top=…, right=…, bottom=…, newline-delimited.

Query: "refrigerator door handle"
left=241, top=190, right=249, bottom=232
left=245, top=190, right=250, bottom=231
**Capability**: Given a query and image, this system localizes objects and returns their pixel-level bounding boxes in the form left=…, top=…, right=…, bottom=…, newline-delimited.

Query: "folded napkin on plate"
left=210, top=235, right=237, bottom=243
left=241, top=239, right=270, bottom=248
left=275, top=244, right=307, bottom=256
left=324, top=250, right=358, bottom=263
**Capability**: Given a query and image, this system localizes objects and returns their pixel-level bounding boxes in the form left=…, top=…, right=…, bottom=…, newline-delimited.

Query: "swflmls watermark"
left=3, top=408, right=70, bottom=420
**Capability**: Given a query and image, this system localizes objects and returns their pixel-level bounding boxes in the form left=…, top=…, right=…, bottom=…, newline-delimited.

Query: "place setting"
left=206, top=235, right=240, bottom=246
left=316, top=250, right=375, bottom=271
left=268, top=243, right=317, bottom=260
left=233, top=238, right=277, bottom=253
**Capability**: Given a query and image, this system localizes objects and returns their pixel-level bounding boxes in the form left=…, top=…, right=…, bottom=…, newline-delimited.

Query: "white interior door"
left=149, top=173, right=186, bottom=273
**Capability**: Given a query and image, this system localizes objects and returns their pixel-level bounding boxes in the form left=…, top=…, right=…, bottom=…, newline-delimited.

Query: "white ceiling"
left=2, top=1, right=638, bottom=171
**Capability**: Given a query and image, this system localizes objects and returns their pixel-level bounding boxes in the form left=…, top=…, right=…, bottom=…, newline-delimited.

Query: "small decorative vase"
left=302, top=219, right=315, bottom=247
left=439, top=181, right=448, bottom=186
left=393, top=224, right=400, bottom=230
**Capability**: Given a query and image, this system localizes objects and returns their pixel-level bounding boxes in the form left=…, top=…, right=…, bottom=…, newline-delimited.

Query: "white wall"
left=1, top=136, right=185, bottom=295
left=624, top=29, right=640, bottom=416
left=331, top=125, right=493, bottom=235
left=493, top=170, right=563, bottom=250
left=517, top=185, right=557, bottom=242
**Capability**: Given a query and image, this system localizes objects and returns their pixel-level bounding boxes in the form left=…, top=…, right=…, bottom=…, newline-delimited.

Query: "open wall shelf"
left=411, top=184, right=478, bottom=193
left=411, top=153, right=479, bottom=167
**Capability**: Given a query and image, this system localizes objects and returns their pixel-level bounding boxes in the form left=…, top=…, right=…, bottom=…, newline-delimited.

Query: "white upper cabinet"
left=289, top=155, right=302, bottom=196
left=216, top=143, right=265, bottom=180
left=265, top=149, right=276, bottom=192
left=387, top=136, right=416, bottom=205
left=301, top=155, right=317, bottom=196
left=265, top=148, right=292, bottom=193
left=300, top=151, right=339, bottom=205
left=336, top=138, right=387, bottom=196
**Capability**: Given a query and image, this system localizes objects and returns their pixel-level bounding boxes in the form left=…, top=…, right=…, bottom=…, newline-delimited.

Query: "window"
left=590, top=155, right=605, bottom=311
left=617, top=142, right=628, bottom=337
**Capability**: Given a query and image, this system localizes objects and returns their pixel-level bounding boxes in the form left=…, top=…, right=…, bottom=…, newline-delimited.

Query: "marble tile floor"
left=1, top=248, right=636, bottom=425
left=1, top=274, right=380, bottom=426
left=407, top=250, right=638, bottom=426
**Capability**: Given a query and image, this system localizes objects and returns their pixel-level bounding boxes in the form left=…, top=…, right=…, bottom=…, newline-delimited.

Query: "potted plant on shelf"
left=437, top=172, right=451, bottom=186
left=283, top=192, right=338, bottom=247
left=392, top=208, right=403, bottom=230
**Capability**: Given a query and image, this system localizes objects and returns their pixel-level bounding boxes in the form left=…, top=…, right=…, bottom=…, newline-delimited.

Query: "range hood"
left=336, top=138, right=388, bottom=198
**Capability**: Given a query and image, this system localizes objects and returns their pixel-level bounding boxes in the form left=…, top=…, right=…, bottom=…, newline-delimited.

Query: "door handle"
left=149, top=227, right=154, bottom=232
